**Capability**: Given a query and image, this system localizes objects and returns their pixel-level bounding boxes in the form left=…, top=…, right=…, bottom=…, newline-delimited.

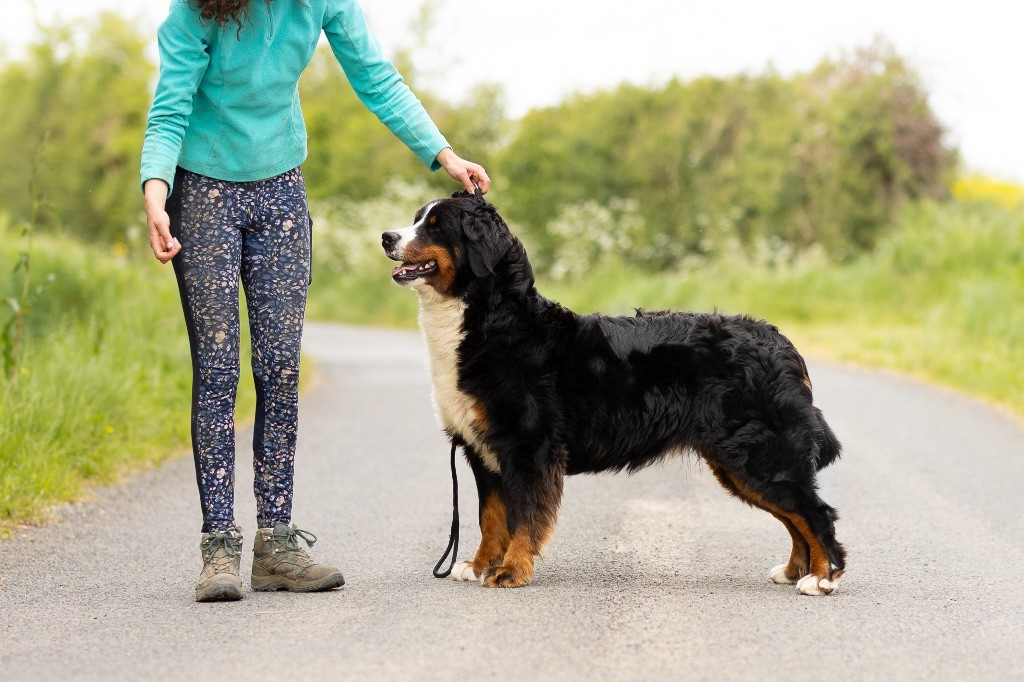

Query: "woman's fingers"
left=438, top=148, right=492, bottom=194
left=455, top=162, right=490, bottom=194
left=150, top=238, right=180, bottom=263
left=467, top=163, right=491, bottom=193
left=149, top=233, right=176, bottom=263
left=148, top=210, right=180, bottom=263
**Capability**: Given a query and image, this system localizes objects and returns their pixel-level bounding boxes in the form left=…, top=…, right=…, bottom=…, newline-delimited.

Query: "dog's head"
left=381, top=190, right=528, bottom=298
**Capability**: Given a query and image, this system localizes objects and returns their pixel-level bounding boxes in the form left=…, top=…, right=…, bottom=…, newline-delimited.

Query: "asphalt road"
left=2, top=322, right=1023, bottom=680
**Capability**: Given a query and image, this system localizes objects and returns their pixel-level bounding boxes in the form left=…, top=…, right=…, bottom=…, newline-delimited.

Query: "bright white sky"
left=5, top=0, right=1024, bottom=182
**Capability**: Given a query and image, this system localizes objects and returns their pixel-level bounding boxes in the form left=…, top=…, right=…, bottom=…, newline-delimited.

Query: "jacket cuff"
left=426, top=142, right=451, bottom=172
left=141, top=162, right=176, bottom=196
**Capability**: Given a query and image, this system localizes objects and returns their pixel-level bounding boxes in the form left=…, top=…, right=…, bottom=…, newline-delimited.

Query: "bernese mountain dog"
left=381, top=190, right=846, bottom=596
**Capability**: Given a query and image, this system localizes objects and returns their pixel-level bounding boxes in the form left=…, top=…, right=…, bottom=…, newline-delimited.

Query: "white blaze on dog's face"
left=381, top=200, right=460, bottom=296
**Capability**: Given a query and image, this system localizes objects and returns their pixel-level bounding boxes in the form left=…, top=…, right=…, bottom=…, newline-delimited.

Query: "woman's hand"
left=144, top=179, right=181, bottom=264
left=436, top=147, right=491, bottom=194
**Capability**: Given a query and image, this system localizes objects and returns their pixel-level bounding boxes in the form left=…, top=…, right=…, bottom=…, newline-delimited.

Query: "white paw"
left=450, top=561, right=478, bottom=582
left=797, top=573, right=837, bottom=596
left=769, top=564, right=797, bottom=584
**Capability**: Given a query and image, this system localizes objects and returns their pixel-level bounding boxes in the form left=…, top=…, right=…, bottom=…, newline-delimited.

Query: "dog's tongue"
left=392, top=263, right=417, bottom=277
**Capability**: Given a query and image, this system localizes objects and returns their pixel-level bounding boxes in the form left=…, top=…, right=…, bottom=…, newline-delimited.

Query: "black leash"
left=432, top=441, right=460, bottom=578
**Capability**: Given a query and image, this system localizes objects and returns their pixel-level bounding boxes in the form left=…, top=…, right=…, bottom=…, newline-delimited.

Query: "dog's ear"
left=461, top=203, right=512, bottom=278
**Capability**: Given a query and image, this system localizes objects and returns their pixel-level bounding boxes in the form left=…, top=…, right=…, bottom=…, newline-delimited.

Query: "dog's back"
left=558, top=309, right=839, bottom=476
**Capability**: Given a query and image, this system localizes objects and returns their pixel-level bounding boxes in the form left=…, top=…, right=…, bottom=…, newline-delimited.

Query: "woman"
left=141, top=0, right=489, bottom=602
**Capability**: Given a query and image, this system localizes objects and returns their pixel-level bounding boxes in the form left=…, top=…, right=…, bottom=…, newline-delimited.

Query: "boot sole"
left=195, top=582, right=243, bottom=602
left=250, top=571, right=345, bottom=593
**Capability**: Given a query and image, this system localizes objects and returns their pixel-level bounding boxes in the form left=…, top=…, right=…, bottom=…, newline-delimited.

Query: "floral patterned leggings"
left=167, top=166, right=311, bottom=533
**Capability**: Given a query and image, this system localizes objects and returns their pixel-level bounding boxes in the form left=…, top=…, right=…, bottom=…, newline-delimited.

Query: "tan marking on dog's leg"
left=481, top=463, right=562, bottom=589
left=706, top=462, right=824, bottom=590
left=782, top=513, right=837, bottom=595
left=705, top=461, right=737, bottom=495
left=483, top=530, right=537, bottom=588
left=769, top=515, right=810, bottom=584
left=470, top=494, right=510, bottom=575
left=482, top=505, right=559, bottom=589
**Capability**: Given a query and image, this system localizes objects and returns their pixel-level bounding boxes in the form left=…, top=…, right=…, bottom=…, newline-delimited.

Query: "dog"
left=381, top=190, right=846, bottom=596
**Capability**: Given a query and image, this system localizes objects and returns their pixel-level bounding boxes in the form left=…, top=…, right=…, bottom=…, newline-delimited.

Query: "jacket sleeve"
left=140, top=2, right=212, bottom=195
left=323, top=0, right=450, bottom=171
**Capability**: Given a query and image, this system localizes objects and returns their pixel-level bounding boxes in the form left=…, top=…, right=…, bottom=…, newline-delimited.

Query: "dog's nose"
left=381, top=231, right=400, bottom=250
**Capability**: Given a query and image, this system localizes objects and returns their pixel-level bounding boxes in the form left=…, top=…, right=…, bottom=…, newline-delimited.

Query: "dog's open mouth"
left=392, top=260, right=437, bottom=282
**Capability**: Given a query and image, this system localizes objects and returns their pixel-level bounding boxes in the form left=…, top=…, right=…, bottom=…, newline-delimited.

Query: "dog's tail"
left=813, top=409, right=842, bottom=471
left=792, top=350, right=840, bottom=471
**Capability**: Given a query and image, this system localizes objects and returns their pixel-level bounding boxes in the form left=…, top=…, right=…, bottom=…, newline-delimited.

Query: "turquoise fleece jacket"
left=141, top=0, right=450, bottom=194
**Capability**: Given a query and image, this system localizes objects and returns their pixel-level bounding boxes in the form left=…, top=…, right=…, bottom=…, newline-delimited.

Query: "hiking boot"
left=251, top=523, right=345, bottom=592
left=195, top=527, right=243, bottom=602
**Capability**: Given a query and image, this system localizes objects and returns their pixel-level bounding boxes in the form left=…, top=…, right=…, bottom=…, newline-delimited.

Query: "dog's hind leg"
left=705, top=460, right=844, bottom=595
left=767, top=518, right=811, bottom=585
left=773, top=497, right=845, bottom=596
left=706, top=462, right=809, bottom=583
left=452, top=451, right=511, bottom=582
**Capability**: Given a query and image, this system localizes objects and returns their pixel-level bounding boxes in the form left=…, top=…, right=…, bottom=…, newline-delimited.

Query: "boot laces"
left=273, top=525, right=318, bottom=567
left=200, top=531, right=240, bottom=573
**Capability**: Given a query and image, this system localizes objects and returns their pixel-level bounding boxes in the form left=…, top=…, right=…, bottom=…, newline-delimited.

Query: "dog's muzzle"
left=382, top=230, right=438, bottom=283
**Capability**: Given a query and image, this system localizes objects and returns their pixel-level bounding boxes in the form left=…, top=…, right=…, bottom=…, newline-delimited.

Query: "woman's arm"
left=141, top=4, right=211, bottom=261
left=323, top=0, right=490, bottom=193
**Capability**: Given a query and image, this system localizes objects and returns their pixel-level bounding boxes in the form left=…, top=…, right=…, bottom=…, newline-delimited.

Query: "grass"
left=308, top=199, right=1024, bottom=417
left=0, top=222, right=257, bottom=529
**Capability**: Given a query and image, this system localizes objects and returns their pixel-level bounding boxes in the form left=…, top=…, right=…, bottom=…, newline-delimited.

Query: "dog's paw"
left=769, top=563, right=799, bottom=585
left=450, top=561, right=479, bottom=582
left=482, top=565, right=531, bottom=588
left=796, top=573, right=838, bottom=596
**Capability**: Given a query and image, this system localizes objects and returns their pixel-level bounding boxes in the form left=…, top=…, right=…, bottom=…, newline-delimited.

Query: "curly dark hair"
left=191, top=0, right=267, bottom=30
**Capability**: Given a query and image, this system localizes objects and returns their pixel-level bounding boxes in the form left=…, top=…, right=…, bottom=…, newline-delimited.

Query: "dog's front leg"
left=451, top=451, right=510, bottom=582
left=483, top=442, right=565, bottom=588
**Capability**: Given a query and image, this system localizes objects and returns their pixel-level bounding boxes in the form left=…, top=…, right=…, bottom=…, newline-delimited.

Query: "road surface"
left=2, top=322, right=1022, bottom=680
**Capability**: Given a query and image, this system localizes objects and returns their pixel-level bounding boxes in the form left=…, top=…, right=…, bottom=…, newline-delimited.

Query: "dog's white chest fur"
left=418, top=295, right=501, bottom=473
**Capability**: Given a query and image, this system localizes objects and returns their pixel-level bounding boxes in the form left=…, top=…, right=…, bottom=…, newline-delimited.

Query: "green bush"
left=497, top=40, right=954, bottom=267
left=0, top=14, right=153, bottom=244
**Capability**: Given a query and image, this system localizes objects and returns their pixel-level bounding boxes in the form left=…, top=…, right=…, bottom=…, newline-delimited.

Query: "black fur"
left=383, top=192, right=846, bottom=589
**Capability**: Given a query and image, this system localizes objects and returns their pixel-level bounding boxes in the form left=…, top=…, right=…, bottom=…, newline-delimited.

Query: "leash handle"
left=432, top=442, right=460, bottom=578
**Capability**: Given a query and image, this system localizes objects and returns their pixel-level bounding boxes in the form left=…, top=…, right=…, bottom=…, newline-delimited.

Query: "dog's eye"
left=428, top=224, right=441, bottom=233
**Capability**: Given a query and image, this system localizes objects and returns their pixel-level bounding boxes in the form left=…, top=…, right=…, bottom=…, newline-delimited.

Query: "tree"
left=497, top=38, right=955, bottom=265
left=0, top=13, right=153, bottom=243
